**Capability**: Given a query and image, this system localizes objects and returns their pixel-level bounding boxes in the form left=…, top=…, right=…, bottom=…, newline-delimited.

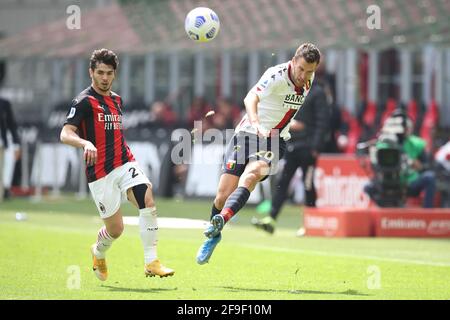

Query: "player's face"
left=290, top=57, right=317, bottom=88
left=89, top=63, right=115, bottom=94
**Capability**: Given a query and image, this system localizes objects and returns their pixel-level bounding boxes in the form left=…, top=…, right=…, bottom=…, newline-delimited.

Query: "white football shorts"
left=88, top=161, right=151, bottom=219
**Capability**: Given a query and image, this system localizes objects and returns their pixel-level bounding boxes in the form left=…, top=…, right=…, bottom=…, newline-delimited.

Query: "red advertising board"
left=304, top=155, right=450, bottom=238
left=303, top=207, right=450, bottom=238
left=371, top=208, right=450, bottom=237
left=304, top=207, right=373, bottom=237
left=315, top=154, right=371, bottom=208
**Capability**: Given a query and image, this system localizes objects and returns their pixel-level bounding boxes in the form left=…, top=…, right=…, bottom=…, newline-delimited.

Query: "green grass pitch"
left=1, top=195, right=449, bottom=300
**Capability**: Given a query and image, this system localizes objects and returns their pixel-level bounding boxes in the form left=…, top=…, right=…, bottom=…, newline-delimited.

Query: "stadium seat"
left=405, top=191, right=441, bottom=208
left=407, top=100, right=418, bottom=124
left=380, top=98, right=398, bottom=127
left=340, top=109, right=362, bottom=154
left=420, top=100, right=439, bottom=152
left=362, top=101, right=377, bottom=127
left=359, top=100, right=378, bottom=141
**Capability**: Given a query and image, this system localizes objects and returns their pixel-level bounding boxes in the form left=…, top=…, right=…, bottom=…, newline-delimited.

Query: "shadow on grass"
left=219, top=286, right=371, bottom=296
left=101, top=285, right=178, bottom=294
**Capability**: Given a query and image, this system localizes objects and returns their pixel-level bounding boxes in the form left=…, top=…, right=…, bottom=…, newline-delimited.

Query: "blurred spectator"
left=322, top=82, right=342, bottom=153
left=435, top=140, right=450, bottom=172
left=148, top=101, right=178, bottom=128
left=434, top=139, right=450, bottom=207
left=0, top=95, right=21, bottom=201
left=212, top=97, right=242, bottom=130
left=187, top=96, right=213, bottom=129
left=396, top=118, right=436, bottom=208
left=158, top=138, right=189, bottom=198
left=146, top=100, right=183, bottom=197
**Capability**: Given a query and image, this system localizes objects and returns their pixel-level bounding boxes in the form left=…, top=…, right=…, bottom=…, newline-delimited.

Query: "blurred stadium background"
left=1, top=0, right=450, bottom=300
left=0, top=0, right=450, bottom=202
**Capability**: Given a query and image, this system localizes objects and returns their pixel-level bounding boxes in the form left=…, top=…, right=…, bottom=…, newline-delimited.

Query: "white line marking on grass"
left=123, top=216, right=209, bottom=229
left=240, top=244, right=450, bottom=267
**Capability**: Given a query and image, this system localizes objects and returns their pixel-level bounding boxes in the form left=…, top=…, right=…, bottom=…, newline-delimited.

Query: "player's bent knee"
left=132, top=183, right=150, bottom=209
left=145, top=198, right=155, bottom=209
left=214, top=196, right=226, bottom=209
left=242, top=172, right=259, bottom=184
left=144, top=183, right=155, bottom=208
left=108, top=224, right=124, bottom=239
left=215, top=188, right=234, bottom=208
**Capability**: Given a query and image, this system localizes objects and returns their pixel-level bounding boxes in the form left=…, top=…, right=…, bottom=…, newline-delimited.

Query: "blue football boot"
left=196, top=233, right=222, bottom=265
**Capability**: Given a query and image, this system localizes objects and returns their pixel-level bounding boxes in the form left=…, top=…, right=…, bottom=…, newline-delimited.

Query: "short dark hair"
left=294, top=43, right=321, bottom=65
left=89, top=48, right=119, bottom=70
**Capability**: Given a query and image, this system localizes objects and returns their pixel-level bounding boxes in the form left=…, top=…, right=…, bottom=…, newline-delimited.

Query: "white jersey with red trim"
left=235, top=61, right=314, bottom=141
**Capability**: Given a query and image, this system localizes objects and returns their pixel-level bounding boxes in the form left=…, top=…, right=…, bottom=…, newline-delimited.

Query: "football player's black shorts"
left=222, top=131, right=286, bottom=181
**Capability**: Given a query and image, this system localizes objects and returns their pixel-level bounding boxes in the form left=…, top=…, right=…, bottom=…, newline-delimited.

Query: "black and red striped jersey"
left=64, top=86, right=135, bottom=183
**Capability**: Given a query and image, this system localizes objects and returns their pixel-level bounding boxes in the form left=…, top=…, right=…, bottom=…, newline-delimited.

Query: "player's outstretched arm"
left=60, top=124, right=97, bottom=165
left=243, top=92, right=269, bottom=138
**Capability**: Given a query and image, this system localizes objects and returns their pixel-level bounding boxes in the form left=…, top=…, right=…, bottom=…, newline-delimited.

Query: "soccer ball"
left=184, top=7, right=220, bottom=43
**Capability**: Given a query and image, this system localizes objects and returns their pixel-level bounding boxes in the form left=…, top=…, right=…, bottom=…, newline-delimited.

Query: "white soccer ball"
left=184, top=7, right=220, bottom=43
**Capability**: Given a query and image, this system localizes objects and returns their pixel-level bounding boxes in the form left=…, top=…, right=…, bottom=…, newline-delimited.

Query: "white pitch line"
left=240, top=243, right=450, bottom=267
left=6, top=216, right=450, bottom=267
left=123, top=216, right=209, bottom=229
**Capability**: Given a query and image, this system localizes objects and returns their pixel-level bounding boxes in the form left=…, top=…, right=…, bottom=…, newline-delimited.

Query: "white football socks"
left=139, top=207, right=158, bottom=264
left=94, top=226, right=114, bottom=259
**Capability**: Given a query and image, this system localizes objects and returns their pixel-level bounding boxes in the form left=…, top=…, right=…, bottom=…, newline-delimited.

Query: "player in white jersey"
left=197, top=43, right=321, bottom=264
left=235, top=62, right=314, bottom=141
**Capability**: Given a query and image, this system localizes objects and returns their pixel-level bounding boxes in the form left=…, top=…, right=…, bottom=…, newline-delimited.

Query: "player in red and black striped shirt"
left=64, top=85, right=134, bottom=183
left=60, top=48, right=174, bottom=281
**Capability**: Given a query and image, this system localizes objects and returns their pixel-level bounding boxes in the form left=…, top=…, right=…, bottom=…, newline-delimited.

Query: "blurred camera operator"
left=364, top=112, right=436, bottom=208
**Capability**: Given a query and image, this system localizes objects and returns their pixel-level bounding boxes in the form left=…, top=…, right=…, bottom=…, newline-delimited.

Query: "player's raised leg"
left=127, top=183, right=174, bottom=278
left=205, top=173, right=239, bottom=236
left=197, top=173, right=239, bottom=264
left=91, top=210, right=123, bottom=281
left=207, top=160, right=269, bottom=237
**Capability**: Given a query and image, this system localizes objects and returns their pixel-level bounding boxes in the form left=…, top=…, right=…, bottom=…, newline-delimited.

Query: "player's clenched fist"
left=250, top=119, right=270, bottom=138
